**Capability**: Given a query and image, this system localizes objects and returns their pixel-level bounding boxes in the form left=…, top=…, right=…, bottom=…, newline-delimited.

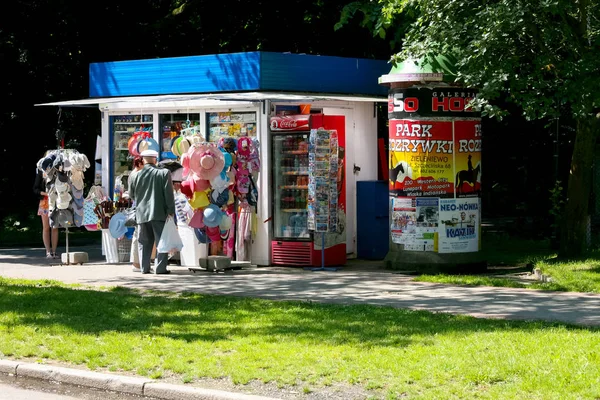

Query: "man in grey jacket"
left=129, top=149, right=175, bottom=274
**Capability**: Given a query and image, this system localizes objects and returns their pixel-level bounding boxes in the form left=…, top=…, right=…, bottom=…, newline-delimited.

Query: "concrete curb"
left=0, top=359, right=281, bottom=400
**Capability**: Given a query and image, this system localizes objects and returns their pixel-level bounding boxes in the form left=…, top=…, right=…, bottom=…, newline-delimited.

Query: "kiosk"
left=38, top=52, right=389, bottom=267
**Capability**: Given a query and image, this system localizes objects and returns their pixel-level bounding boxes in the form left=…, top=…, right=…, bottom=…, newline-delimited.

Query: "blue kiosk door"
left=356, top=181, right=389, bottom=259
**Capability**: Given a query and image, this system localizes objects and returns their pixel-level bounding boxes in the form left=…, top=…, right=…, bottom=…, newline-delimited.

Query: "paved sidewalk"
left=1, top=245, right=599, bottom=327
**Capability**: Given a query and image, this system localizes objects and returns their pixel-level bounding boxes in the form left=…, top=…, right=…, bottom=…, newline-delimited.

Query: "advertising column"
left=387, top=87, right=484, bottom=271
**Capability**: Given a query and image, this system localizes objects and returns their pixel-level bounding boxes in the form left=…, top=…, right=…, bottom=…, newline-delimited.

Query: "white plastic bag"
left=157, top=216, right=184, bottom=254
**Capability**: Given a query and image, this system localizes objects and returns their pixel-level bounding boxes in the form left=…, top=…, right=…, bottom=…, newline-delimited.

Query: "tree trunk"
left=560, top=116, right=599, bottom=258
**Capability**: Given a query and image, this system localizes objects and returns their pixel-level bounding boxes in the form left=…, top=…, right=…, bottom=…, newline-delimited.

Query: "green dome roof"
left=379, top=54, right=458, bottom=85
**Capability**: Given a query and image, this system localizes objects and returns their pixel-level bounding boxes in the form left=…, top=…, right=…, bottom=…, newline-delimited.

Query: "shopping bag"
left=157, top=216, right=184, bottom=253
left=124, top=207, right=137, bottom=227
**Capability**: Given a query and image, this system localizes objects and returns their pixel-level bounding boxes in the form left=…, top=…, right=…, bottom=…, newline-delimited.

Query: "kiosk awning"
left=35, top=92, right=387, bottom=108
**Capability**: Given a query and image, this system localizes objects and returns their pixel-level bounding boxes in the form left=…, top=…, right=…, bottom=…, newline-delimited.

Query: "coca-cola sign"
left=270, top=115, right=310, bottom=131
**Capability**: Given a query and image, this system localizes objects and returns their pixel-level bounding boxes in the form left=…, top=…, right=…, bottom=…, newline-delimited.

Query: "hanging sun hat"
left=72, top=192, right=84, bottom=210
left=62, top=158, right=72, bottom=172
left=73, top=210, right=83, bottom=227
left=219, top=149, right=233, bottom=181
left=177, top=137, right=192, bottom=156
left=71, top=184, right=84, bottom=199
left=71, top=170, right=84, bottom=191
left=69, top=153, right=90, bottom=171
left=57, top=209, right=74, bottom=228
left=55, top=179, right=70, bottom=193
left=188, top=190, right=210, bottom=209
left=57, top=170, right=69, bottom=183
left=181, top=152, right=190, bottom=177
left=219, top=213, right=232, bottom=231
left=237, top=137, right=252, bottom=157
left=52, top=153, right=64, bottom=170
left=41, top=154, right=57, bottom=172
left=108, top=212, right=128, bottom=239
left=210, top=188, right=229, bottom=208
left=202, top=204, right=223, bottom=228
left=188, top=210, right=205, bottom=228
left=56, top=191, right=72, bottom=209
left=49, top=209, right=72, bottom=229
left=188, top=143, right=225, bottom=180
left=220, top=229, right=230, bottom=241
left=137, top=137, right=160, bottom=155
left=73, top=202, right=84, bottom=215
left=48, top=190, right=58, bottom=211
left=128, top=135, right=142, bottom=156
left=194, top=227, right=210, bottom=244
left=206, top=226, right=222, bottom=242
left=190, top=174, right=210, bottom=192
left=180, top=179, right=193, bottom=199
left=209, top=174, right=229, bottom=194
left=170, top=136, right=182, bottom=157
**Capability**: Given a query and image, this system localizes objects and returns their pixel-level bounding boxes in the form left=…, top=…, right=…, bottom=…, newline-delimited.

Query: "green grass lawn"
left=1, top=277, right=599, bottom=399
left=414, top=234, right=600, bottom=294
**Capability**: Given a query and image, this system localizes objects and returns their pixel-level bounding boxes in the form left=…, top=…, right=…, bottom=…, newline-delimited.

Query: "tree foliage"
left=339, top=0, right=600, bottom=256
left=0, top=0, right=390, bottom=223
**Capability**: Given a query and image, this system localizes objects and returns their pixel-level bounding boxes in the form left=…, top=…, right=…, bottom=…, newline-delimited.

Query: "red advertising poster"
left=454, top=120, right=482, bottom=197
left=389, top=119, right=454, bottom=197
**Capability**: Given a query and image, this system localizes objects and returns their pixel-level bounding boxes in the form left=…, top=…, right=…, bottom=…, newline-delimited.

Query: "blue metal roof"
left=89, top=52, right=389, bottom=98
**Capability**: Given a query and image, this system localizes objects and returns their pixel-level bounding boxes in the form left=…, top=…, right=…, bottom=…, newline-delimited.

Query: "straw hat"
left=188, top=143, right=225, bottom=180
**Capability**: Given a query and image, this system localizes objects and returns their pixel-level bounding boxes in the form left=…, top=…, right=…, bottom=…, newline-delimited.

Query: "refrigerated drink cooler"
left=270, top=113, right=347, bottom=267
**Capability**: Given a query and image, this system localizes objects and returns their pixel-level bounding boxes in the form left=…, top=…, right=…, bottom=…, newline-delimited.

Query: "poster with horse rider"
left=388, top=119, right=481, bottom=198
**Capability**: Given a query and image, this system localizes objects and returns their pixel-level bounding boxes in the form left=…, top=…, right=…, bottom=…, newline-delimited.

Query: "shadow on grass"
left=481, top=233, right=555, bottom=267
left=0, top=279, right=596, bottom=351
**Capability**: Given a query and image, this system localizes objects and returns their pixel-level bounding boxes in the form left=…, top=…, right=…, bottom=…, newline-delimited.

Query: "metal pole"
left=321, top=232, right=325, bottom=269
left=65, top=227, right=69, bottom=265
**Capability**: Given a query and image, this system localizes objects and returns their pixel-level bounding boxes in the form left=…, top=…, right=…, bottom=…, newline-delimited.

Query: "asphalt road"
left=0, top=374, right=156, bottom=400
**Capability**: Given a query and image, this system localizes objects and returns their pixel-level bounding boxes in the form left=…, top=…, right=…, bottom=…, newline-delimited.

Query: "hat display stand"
left=37, top=148, right=91, bottom=266
left=167, top=136, right=257, bottom=274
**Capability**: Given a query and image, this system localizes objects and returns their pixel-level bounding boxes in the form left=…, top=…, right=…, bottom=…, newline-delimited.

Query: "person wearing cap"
left=33, top=168, right=59, bottom=258
left=128, top=150, right=175, bottom=274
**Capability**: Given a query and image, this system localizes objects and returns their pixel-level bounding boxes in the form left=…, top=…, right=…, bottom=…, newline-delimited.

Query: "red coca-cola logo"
left=270, top=115, right=310, bottom=131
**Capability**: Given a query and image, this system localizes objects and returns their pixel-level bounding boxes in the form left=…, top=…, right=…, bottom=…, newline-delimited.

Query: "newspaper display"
left=308, top=129, right=338, bottom=232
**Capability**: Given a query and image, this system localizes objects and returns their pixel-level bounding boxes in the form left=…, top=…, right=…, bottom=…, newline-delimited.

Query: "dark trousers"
left=137, top=220, right=169, bottom=273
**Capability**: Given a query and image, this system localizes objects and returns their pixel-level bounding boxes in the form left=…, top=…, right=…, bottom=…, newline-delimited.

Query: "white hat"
left=56, top=192, right=72, bottom=209
left=140, top=149, right=159, bottom=158
left=55, top=179, right=70, bottom=193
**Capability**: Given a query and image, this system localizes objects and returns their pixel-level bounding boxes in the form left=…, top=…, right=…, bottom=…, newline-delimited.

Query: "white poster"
left=438, top=198, right=480, bottom=253
left=390, top=197, right=416, bottom=245
left=391, top=197, right=438, bottom=251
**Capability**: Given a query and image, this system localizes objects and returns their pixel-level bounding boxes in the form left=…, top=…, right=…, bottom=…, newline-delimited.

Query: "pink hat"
left=188, top=210, right=205, bottom=228
left=189, top=143, right=225, bottom=180
left=190, top=173, right=210, bottom=192
left=181, top=153, right=190, bottom=177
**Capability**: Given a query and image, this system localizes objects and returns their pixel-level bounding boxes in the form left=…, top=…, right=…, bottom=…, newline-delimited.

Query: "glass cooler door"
left=272, top=133, right=310, bottom=240
left=159, top=113, right=201, bottom=159
left=111, top=114, right=153, bottom=194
